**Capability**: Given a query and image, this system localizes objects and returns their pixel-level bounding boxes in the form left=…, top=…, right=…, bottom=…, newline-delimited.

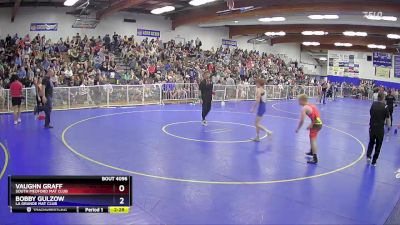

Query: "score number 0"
left=118, top=184, right=125, bottom=205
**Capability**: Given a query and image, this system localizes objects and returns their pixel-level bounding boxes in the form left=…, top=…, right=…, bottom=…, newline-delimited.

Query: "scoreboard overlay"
left=8, top=176, right=132, bottom=213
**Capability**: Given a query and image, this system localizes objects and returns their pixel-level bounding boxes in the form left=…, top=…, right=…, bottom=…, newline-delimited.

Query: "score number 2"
left=118, top=185, right=126, bottom=205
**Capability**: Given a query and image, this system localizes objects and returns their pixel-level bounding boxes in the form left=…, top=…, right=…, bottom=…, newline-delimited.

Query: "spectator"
left=10, top=75, right=23, bottom=125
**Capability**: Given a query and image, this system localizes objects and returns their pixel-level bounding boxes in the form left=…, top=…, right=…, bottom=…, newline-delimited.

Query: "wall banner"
left=30, top=23, right=58, bottom=31
left=222, top=39, right=237, bottom=47
left=373, top=52, right=392, bottom=68
left=137, top=29, right=160, bottom=38
left=394, top=55, right=400, bottom=78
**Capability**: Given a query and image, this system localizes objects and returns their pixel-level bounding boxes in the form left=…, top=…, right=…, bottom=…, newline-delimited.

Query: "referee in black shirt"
left=41, top=69, right=55, bottom=129
left=367, top=92, right=387, bottom=166
left=199, top=73, right=213, bottom=126
left=385, top=90, right=396, bottom=129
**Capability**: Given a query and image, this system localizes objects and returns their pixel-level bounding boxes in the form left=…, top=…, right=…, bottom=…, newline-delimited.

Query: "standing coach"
left=41, top=69, right=55, bottom=129
left=367, top=92, right=387, bottom=166
left=199, top=73, right=213, bottom=126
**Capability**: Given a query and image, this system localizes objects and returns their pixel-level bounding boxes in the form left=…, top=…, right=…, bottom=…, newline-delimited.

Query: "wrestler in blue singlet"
left=257, top=91, right=266, bottom=117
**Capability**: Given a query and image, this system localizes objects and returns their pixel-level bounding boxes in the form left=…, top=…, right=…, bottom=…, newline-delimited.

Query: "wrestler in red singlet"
left=296, top=94, right=323, bottom=164
left=306, top=103, right=323, bottom=139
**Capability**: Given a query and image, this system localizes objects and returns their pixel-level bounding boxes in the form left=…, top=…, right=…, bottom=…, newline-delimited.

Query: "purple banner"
left=373, top=52, right=392, bottom=68
left=395, top=55, right=400, bottom=78
left=30, top=23, right=58, bottom=31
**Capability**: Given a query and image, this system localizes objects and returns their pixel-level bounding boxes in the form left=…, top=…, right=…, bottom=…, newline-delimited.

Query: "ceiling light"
left=151, top=6, right=175, bottom=14
left=382, top=16, right=397, bottom=21
left=234, top=21, right=239, bottom=23
left=367, top=44, right=386, bottom=49
left=301, top=31, right=328, bottom=36
left=189, top=0, right=216, bottom=6
left=343, top=31, right=368, bottom=37
left=324, top=15, right=339, bottom=19
left=302, top=42, right=320, bottom=46
left=258, top=17, right=286, bottom=22
left=319, top=57, right=327, bottom=61
left=334, top=42, right=353, bottom=47
left=364, top=15, right=397, bottom=21
left=308, top=15, right=339, bottom=20
left=387, top=34, right=400, bottom=39
left=264, top=31, right=286, bottom=36
left=64, top=0, right=79, bottom=6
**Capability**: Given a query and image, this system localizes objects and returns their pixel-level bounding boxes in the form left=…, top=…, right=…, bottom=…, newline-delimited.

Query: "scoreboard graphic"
left=8, top=176, right=132, bottom=213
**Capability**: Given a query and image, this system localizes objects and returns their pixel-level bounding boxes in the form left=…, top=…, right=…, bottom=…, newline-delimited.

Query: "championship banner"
left=222, top=39, right=237, bottom=47
left=394, top=55, right=400, bottom=78
left=328, top=50, right=359, bottom=77
left=30, top=23, right=58, bottom=32
left=72, top=19, right=99, bottom=29
left=375, top=67, right=391, bottom=78
left=137, top=29, right=160, bottom=38
left=373, top=52, right=392, bottom=68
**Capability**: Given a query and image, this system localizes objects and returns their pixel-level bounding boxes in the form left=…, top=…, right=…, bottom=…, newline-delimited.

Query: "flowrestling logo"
left=222, top=39, right=237, bottom=47
left=30, top=23, right=58, bottom=32
left=137, top=29, right=160, bottom=38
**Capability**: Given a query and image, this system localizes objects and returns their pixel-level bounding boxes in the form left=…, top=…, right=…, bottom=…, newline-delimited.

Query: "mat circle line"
left=162, top=120, right=269, bottom=143
left=61, top=109, right=366, bottom=185
left=0, top=142, right=9, bottom=180
left=271, top=102, right=369, bottom=126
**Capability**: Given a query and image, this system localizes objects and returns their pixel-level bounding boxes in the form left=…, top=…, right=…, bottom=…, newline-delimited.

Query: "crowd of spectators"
left=338, top=80, right=399, bottom=100
left=0, top=32, right=398, bottom=102
left=0, top=32, right=313, bottom=90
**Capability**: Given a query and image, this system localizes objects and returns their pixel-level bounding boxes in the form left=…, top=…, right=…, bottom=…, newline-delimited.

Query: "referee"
left=41, top=70, right=55, bottom=129
left=367, top=92, right=387, bottom=166
left=199, top=73, right=213, bottom=126
left=385, top=90, right=396, bottom=130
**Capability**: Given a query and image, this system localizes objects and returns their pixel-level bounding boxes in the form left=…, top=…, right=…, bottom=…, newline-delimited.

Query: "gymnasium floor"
left=0, top=98, right=399, bottom=225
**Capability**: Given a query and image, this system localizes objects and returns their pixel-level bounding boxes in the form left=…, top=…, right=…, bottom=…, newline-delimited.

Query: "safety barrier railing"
left=0, top=84, right=383, bottom=113
left=341, top=87, right=374, bottom=100
left=213, top=85, right=320, bottom=102
left=162, top=83, right=198, bottom=103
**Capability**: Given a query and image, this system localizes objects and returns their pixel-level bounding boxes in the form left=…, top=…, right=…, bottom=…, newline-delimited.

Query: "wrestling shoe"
left=202, top=120, right=208, bottom=126
left=251, top=137, right=260, bottom=142
left=307, top=156, right=318, bottom=164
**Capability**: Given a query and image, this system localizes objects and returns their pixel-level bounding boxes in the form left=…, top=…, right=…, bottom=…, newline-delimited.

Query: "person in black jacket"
left=199, top=73, right=213, bottom=126
left=41, top=69, right=55, bottom=129
left=321, top=81, right=328, bottom=104
left=367, top=92, right=388, bottom=166
left=385, top=90, right=396, bottom=130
